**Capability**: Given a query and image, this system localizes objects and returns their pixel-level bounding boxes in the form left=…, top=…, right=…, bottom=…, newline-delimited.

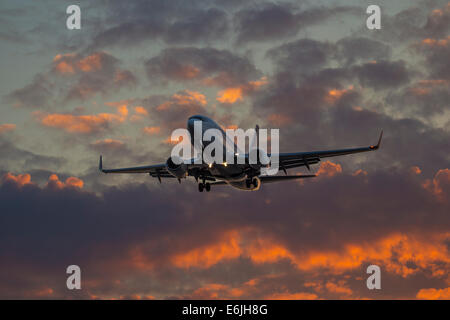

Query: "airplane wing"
left=273, top=131, right=383, bottom=172
left=259, top=174, right=317, bottom=183
left=99, top=156, right=176, bottom=179
left=210, top=174, right=317, bottom=186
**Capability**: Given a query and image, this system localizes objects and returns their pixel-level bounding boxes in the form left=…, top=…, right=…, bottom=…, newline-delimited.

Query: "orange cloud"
left=325, top=86, right=354, bottom=103
left=172, top=90, right=207, bottom=106
left=46, top=174, right=84, bottom=189
left=216, top=77, right=268, bottom=104
left=91, top=139, right=125, bottom=149
left=421, top=36, right=450, bottom=47
left=38, top=113, right=125, bottom=133
left=77, top=53, right=103, bottom=72
left=2, top=172, right=32, bottom=187
left=55, top=61, right=76, bottom=74
left=171, top=231, right=242, bottom=269
left=217, top=87, right=243, bottom=104
left=143, top=126, right=161, bottom=135
left=0, top=123, right=16, bottom=133
left=410, top=166, right=422, bottom=175
left=134, top=106, right=148, bottom=116
left=53, top=52, right=107, bottom=74
left=157, top=90, right=207, bottom=111
left=325, top=281, right=353, bottom=296
left=423, top=168, right=450, bottom=201
left=176, top=65, right=200, bottom=79
left=317, top=161, right=342, bottom=177
left=267, top=114, right=292, bottom=126
left=416, top=287, right=450, bottom=300
left=266, top=292, right=318, bottom=300
left=36, top=102, right=128, bottom=134
left=163, top=228, right=450, bottom=281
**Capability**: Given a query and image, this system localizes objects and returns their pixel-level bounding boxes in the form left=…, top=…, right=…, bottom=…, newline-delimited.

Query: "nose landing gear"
left=198, top=182, right=211, bottom=192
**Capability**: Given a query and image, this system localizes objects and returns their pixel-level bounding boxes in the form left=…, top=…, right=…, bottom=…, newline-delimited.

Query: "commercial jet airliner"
left=99, top=115, right=382, bottom=192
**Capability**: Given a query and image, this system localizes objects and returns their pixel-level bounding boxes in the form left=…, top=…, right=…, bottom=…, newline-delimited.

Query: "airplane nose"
left=187, top=118, right=195, bottom=131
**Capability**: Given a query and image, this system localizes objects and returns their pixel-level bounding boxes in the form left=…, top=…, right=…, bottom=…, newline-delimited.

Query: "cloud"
left=216, top=77, right=268, bottom=104
left=335, top=37, right=392, bottom=65
left=350, top=60, right=411, bottom=90
left=35, top=101, right=130, bottom=134
left=416, top=287, right=450, bottom=300
left=2, top=172, right=32, bottom=187
left=234, top=4, right=359, bottom=44
left=164, top=8, right=229, bottom=44
left=267, top=38, right=335, bottom=76
left=6, top=52, right=137, bottom=108
left=0, top=166, right=448, bottom=298
left=0, top=137, right=65, bottom=173
left=0, top=123, right=16, bottom=133
left=143, top=127, right=161, bottom=135
left=46, top=174, right=84, bottom=189
left=316, top=161, right=343, bottom=177
left=145, top=47, right=261, bottom=87
left=36, top=112, right=126, bottom=134
left=91, top=6, right=229, bottom=48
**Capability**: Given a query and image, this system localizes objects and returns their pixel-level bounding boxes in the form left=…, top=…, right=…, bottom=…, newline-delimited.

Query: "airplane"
left=99, top=115, right=382, bottom=192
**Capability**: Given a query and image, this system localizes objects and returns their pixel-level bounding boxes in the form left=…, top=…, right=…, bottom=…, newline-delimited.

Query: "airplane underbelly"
left=228, top=177, right=261, bottom=191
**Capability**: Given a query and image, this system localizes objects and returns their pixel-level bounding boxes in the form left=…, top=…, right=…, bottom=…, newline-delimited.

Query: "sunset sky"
left=0, top=0, right=449, bottom=299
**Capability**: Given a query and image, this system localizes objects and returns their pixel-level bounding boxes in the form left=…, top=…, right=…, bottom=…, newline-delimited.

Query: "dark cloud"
left=6, top=74, right=53, bottom=108
left=90, top=3, right=229, bottom=48
left=145, top=47, right=261, bottom=87
left=335, top=37, right=392, bottom=65
left=0, top=163, right=448, bottom=299
left=267, top=38, right=335, bottom=76
left=164, top=8, right=229, bottom=44
left=234, top=3, right=300, bottom=44
left=351, top=60, right=411, bottom=90
left=0, top=137, right=65, bottom=173
left=5, top=52, right=137, bottom=109
left=1, top=0, right=449, bottom=300
left=234, top=4, right=360, bottom=44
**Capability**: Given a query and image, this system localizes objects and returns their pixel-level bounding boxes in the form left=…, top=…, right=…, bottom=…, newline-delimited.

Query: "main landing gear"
left=246, top=178, right=258, bottom=189
left=198, top=182, right=211, bottom=192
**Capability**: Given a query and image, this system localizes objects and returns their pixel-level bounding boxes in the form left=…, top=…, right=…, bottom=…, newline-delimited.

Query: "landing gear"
left=245, top=178, right=258, bottom=189
left=198, top=182, right=211, bottom=192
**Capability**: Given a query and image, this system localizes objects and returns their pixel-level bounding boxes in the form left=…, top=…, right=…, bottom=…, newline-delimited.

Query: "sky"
left=0, top=0, right=449, bottom=299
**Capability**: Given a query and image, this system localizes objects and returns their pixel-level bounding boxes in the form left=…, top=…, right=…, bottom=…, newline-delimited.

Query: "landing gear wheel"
left=205, top=183, right=211, bottom=192
left=198, top=183, right=204, bottom=192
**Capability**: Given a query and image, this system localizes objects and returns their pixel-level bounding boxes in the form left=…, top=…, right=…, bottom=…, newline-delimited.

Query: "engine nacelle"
left=229, top=176, right=261, bottom=191
left=166, top=156, right=187, bottom=179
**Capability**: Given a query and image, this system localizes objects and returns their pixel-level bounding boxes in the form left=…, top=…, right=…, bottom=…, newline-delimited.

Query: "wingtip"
left=369, top=130, right=383, bottom=150
left=99, top=155, right=104, bottom=172
left=377, top=129, right=383, bottom=148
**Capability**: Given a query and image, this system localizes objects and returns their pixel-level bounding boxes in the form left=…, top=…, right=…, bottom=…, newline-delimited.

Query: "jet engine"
left=166, top=156, right=187, bottom=179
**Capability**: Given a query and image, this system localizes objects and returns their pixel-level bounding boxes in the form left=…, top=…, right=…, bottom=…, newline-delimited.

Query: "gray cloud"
left=234, top=4, right=360, bottom=44
left=145, top=47, right=261, bottom=87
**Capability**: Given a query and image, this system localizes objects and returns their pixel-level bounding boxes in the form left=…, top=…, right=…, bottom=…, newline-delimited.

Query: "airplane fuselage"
left=186, top=115, right=260, bottom=191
